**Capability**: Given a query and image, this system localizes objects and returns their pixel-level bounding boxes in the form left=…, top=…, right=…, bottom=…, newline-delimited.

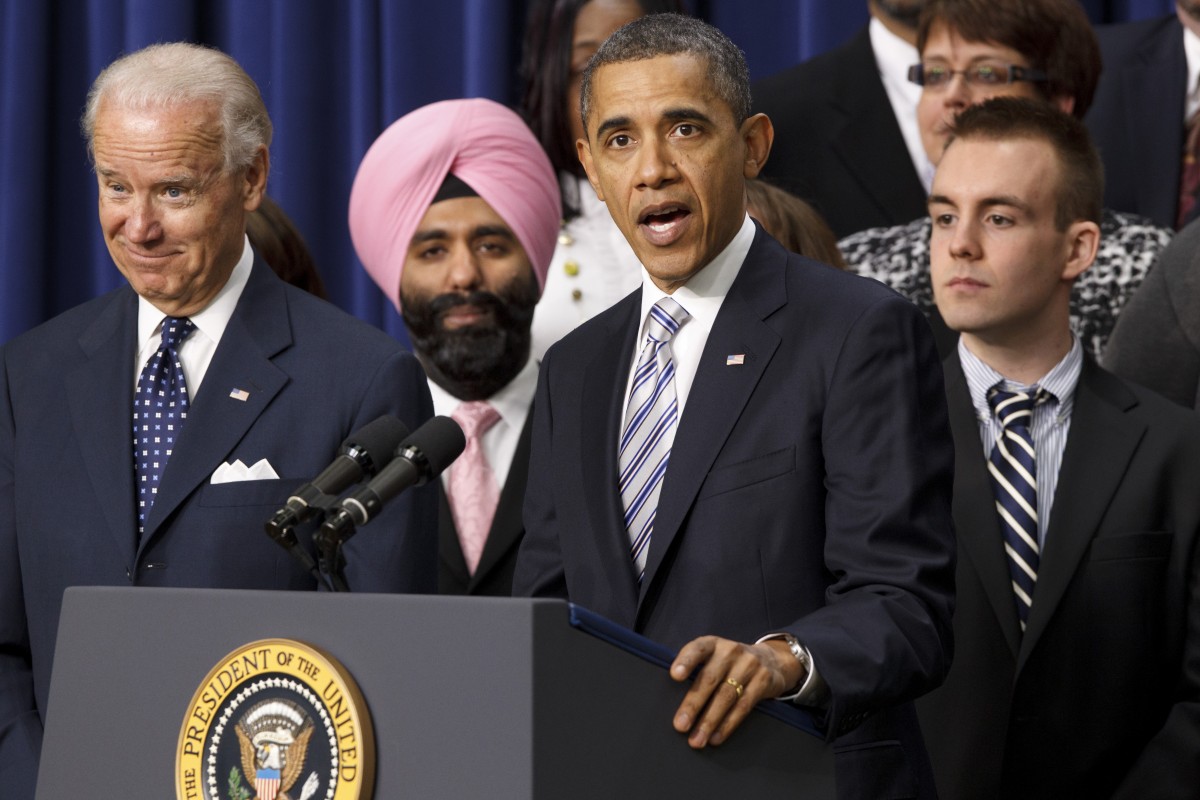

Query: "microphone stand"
left=264, top=493, right=348, bottom=592
left=314, top=511, right=355, bottom=593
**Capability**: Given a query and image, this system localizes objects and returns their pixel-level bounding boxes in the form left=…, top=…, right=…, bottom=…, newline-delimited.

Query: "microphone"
left=267, top=414, right=410, bottom=534
left=317, top=415, right=466, bottom=543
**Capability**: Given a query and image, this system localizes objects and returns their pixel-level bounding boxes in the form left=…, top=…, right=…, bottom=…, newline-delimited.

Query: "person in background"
left=745, top=178, right=848, bottom=269
left=0, top=42, right=436, bottom=795
left=1086, top=4, right=1196, bottom=230
left=920, top=96, right=1200, bottom=798
left=349, top=98, right=560, bottom=596
left=753, top=1, right=930, bottom=238
left=1105, top=217, right=1200, bottom=410
left=519, top=0, right=682, bottom=359
left=514, top=15, right=955, bottom=798
left=246, top=195, right=328, bottom=299
left=839, top=0, right=1172, bottom=361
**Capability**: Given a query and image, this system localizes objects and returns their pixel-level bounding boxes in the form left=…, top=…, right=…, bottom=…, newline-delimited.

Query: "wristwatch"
left=756, top=632, right=809, bottom=702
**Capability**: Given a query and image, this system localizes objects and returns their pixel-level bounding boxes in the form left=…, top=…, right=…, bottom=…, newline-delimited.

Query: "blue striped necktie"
left=133, top=316, right=195, bottom=538
left=619, top=297, right=690, bottom=582
left=987, top=386, right=1048, bottom=631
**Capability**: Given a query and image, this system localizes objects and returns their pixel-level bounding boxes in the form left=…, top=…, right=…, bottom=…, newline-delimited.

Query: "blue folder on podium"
left=38, top=587, right=834, bottom=798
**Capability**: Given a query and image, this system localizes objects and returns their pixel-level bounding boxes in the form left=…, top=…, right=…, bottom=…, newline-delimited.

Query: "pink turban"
left=348, top=97, right=561, bottom=311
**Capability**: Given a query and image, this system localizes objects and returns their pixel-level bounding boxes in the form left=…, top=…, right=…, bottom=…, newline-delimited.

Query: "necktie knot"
left=452, top=401, right=501, bottom=440
left=646, top=297, right=690, bottom=343
left=158, top=316, right=195, bottom=351
left=988, top=386, right=1048, bottom=431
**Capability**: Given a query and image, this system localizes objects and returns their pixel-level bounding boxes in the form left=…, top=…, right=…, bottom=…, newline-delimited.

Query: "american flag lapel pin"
left=229, top=388, right=251, bottom=402
left=726, top=354, right=745, bottom=366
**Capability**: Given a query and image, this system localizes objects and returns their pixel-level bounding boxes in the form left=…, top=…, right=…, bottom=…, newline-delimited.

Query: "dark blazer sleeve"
left=0, top=345, right=42, bottom=797
left=787, top=288, right=957, bottom=728
left=1105, top=217, right=1200, bottom=409
left=513, top=347, right=569, bottom=600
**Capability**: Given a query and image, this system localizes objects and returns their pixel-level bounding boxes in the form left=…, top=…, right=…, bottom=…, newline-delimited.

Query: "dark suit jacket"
left=1086, top=15, right=1187, bottom=228
left=919, top=354, right=1200, bottom=799
left=1105, top=215, right=1200, bottom=410
left=753, top=25, right=929, bottom=238
left=438, top=409, right=533, bottom=596
left=514, top=227, right=957, bottom=799
left=0, top=258, right=438, bottom=795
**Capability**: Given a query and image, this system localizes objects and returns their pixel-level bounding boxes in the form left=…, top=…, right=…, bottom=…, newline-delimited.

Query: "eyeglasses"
left=907, top=62, right=1047, bottom=89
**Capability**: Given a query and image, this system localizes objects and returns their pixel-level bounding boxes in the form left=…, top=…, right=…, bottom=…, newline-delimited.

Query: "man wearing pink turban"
left=349, top=98, right=561, bottom=597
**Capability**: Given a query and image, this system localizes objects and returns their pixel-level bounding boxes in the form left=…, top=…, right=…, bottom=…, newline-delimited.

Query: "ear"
left=576, top=136, right=605, bottom=202
left=1061, top=219, right=1099, bottom=282
left=242, top=145, right=269, bottom=212
left=1053, top=94, right=1076, bottom=117
left=740, top=113, right=774, bottom=179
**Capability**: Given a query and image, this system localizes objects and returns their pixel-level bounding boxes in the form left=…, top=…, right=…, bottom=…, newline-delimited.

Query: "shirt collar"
left=137, top=235, right=254, bottom=348
left=427, top=356, right=537, bottom=427
left=959, top=335, right=1083, bottom=422
left=636, top=213, right=755, bottom=337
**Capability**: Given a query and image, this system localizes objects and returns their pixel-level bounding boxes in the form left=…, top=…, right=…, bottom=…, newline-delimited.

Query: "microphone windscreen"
left=345, top=415, right=410, bottom=474
left=403, top=415, right=466, bottom=478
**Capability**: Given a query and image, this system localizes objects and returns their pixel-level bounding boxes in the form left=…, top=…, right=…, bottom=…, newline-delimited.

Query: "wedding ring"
left=725, top=677, right=744, bottom=698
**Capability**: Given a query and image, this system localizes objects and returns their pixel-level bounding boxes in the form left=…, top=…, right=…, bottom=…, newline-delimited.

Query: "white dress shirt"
left=133, top=236, right=254, bottom=395
left=623, top=214, right=756, bottom=416
left=1184, top=23, right=1200, bottom=122
left=869, top=16, right=934, bottom=192
left=428, top=357, right=538, bottom=492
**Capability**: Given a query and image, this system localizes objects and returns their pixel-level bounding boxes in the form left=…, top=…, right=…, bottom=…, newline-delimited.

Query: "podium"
left=38, top=587, right=834, bottom=798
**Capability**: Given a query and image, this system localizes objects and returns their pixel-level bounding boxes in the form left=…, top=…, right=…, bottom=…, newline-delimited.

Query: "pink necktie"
left=449, top=401, right=502, bottom=575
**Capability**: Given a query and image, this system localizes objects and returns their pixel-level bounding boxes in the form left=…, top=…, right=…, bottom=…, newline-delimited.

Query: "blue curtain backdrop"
left=0, top=0, right=1178, bottom=346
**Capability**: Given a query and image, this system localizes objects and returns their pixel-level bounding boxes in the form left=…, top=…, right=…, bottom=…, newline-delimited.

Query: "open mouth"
left=638, top=204, right=691, bottom=245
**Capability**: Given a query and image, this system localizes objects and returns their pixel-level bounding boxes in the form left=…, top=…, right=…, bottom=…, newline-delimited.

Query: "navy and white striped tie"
left=619, top=297, right=690, bottom=582
left=987, top=386, right=1046, bottom=631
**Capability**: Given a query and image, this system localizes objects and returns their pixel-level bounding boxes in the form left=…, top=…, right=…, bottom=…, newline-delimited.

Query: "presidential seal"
left=176, top=639, right=375, bottom=800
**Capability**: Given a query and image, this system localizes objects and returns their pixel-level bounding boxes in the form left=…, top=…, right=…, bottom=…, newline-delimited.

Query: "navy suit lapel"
left=139, top=260, right=291, bottom=546
left=1121, top=23, right=1187, bottom=224
left=68, top=288, right=140, bottom=564
left=944, top=356, right=1022, bottom=657
left=582, top=293, right=643, bottom=614
left=638, top=232, right=784, bottom=608
left=827, top=29, right=927, bottom=224
left=1018, top=360, right=1145, bottom=670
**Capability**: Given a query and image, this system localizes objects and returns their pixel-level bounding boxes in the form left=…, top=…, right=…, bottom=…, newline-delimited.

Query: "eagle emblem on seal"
left=233, top=699, right=320, bottom=800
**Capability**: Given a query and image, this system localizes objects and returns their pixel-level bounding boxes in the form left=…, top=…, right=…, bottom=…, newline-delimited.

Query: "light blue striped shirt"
left=959, top=337, right=1083, bottom=548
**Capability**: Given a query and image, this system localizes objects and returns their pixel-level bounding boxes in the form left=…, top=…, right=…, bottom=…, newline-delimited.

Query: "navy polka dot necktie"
left=133, top=316, right=195, bottom=537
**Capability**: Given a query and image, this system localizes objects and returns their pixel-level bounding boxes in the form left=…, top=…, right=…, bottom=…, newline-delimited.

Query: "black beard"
left=1181, top=2, right=1200, bottom=23
left=874, top=0, right=925, bottom=29
left=402, top=274, right=538, bottom=401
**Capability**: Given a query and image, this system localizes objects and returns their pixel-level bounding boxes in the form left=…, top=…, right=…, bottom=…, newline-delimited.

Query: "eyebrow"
left=409, top=224, right=516, bottom=244
left=594, top=107, right=717, bottom=139
left=928, top=193, right=1032, bottom=214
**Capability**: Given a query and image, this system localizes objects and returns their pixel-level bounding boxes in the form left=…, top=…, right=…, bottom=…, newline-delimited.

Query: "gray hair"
left=81, top=42, right=272, bottom=172
left=580, top=13, right=752, bottom=134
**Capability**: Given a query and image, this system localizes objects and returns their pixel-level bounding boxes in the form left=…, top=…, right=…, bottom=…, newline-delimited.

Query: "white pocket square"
left=210, top=458, right=280, bottom=484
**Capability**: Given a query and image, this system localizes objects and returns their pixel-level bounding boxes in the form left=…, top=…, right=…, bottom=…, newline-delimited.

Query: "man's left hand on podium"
left=668, top=636, right=806, bottom=749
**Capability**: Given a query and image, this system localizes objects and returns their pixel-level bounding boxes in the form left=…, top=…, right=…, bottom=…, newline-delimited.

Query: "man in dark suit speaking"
left=513, top=14, right=957, bottom=798
left=920, top=96, right=1200, bottom=798
left=0, top=43, right=436, bottom=794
